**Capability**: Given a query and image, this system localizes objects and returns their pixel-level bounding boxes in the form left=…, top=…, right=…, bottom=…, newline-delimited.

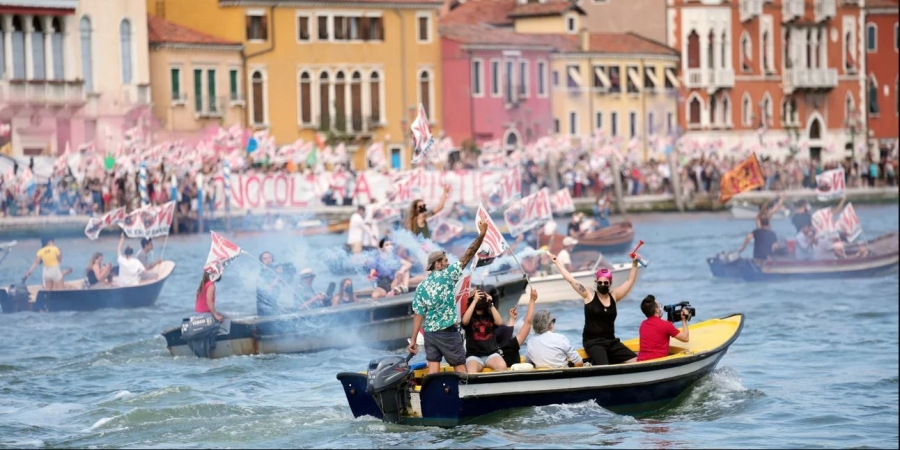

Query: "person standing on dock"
left=407, top=221, right=488, bottom=374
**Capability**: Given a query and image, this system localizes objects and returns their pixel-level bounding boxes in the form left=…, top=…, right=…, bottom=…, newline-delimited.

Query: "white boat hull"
left=514, top=263, right=636, bottom=304
left=729, top=202, right=790, bottom=220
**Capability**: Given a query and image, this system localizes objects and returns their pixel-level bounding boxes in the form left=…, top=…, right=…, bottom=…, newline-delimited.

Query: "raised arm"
left=490, top=303, right=503, bottom=327
left=430, top=184, right=451, bottom=215
left=461, top=290, right=480, bottom=326
left=515, top=289, right=538, bottom=345
left=549, top=252, right=590, bottom=301
left=117, top=233, right=125, bottom=257
left=610, top=255, right=641, bottom=302
left=458, top=221, right=488, bottom=268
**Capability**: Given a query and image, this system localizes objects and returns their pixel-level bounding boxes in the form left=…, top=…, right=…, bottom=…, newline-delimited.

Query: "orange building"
left=669, top=0, right=868, bottom=161
left=864, top=0, right=898, bottom=157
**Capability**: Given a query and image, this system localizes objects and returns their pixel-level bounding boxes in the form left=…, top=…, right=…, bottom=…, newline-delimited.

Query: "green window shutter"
left=208, top=69, right=217, bottom=112
left=229, top=69, right=238, bottom=101
left=193, top=68, right=202, bottom=112
left=170, top=68, right=180, bottom=100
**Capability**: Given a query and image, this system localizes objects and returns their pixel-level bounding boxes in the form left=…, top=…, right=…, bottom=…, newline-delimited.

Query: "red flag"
left=476, top=204, right=509, bottom=259
left=719, top=153, right=764, bottom=203
left=204, top=231, right=246, bottom=275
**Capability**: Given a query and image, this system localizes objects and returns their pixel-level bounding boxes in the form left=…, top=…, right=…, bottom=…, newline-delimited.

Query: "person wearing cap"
left=524, top=310, right=583, bottom=369
left=24, top=236, right=68, bottom=290
left=637, top=295, right=689, bottom=362
left=556, top=236, right=578, bottom=272
left=550, top=248, right=643, bottom=365
left=296, top=268, right=327, bottom=308
left=407, top=221, right=488, bottom=374
left=116, top=233, right=146, bottom=287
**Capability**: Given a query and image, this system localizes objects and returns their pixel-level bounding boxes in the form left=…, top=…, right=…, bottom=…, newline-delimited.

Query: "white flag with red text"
left=811, top=207, right=837, bottom=239
left=503, top=188, right=554, bottom=237
left=118, top=202, right=177, bottom=238
left=481, top=166, right=522, bottom=212
left=84, top=207, right=126, bottom=241
left=550, top=188, right=576, bottom=214
left=815, top=168, right=846, bottom=201
left=836, top=202, right=863, bottom=242
left=410, top=103, right=434, bottom=165
left=475, top=204, right=509, bottom=266
left=203, top=231, right=246, bottom=275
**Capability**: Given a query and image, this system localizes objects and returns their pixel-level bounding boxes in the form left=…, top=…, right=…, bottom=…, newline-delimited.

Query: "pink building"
left=440, top=23, right=558, bottom=149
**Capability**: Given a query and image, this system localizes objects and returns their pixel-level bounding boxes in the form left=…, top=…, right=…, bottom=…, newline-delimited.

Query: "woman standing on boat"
left=196, top=271, right=224, bottom=322
left=550, top=252, right=642, bottom=365
left=405, top=184, right=450, bottom=239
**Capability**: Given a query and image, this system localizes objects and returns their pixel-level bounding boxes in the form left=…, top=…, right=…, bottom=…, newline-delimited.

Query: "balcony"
left=740, top=0, right=763, bottom=22
left=683, top=68, right=734, bottom=91
left=0, top=79, right=86, bottom=106
left=122, top=84, right=152, bottom=106
left=196, top=96, right=226, bottom=118
left=782, top=0, right=804, bottom=22
left=318, top=114, right=380, bottom=135
left=783, top=68, right=838, bottom=92
left=814, top=0, right=835, bottom=22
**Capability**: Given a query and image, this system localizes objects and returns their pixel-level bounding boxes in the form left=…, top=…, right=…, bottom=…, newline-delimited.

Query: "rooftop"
left=508, top=1, right=585, bottom=18
left=440, top=0, right=517, bottom=26
left=147, top=14, right=241, bottom=47
left=441, top=23, right=569, bottom=47
left=0, top=0, right=76, bottom=8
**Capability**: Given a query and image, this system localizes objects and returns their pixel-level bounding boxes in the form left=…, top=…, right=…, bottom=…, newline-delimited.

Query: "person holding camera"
left=461, top=287, right=506, bottom=373
left=636, top=295, right=690, bottom=362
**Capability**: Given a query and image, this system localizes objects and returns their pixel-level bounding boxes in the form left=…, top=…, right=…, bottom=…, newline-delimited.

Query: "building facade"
left=668, top=0, right=867, bottom=161
left=147, top=14, right=244, bottom=141
left=0, top=0, right=150, bottom=157
left=573, top=0, right=668, bottom=43
left=150, top=0, right=444, bottom=170
left=440, top=23, right=556, bottom=148
left=864, top=0, right=898, bottom=156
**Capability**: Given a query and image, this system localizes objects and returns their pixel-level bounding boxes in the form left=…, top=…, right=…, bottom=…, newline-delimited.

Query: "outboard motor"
left=180, top=315, right=225, bottom=358
left=4, top=281, right=32, bottom=312
left=365, top=353, right=414, bottom=424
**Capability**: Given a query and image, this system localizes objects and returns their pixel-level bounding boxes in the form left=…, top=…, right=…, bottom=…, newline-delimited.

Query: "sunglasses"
left=597, top=281, right=611, bottom=286
left=551, top=318, right=556, bottom=324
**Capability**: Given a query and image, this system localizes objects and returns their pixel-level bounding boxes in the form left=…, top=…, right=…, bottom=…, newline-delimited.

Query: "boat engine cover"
left=7, top=283, right=30, bottom=301
left=365, top=355, right=413, bottom=424
left=180, top=315, right=227, bottom=358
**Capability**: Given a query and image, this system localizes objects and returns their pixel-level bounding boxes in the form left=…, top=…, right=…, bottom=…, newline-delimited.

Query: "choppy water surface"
left=1, top=205, right=897, bottom=449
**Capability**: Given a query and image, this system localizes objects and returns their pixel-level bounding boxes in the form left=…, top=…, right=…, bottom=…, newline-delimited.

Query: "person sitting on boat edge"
left=550, top=253, right=642, bottom=365
left=297, top=268, right=328, bottom=309
left=257, top=251, right=285, bottom=316
left=407, top=220, right=488, bottom=374
left=24, top=236, right=70, bottom=290
left=405, top=184, right=451, bottom=240
left=461, top=287, right=507, bottom=373
left=736, top=217, right=780, bottom=262
left=369, top=237, right=411, bottom=299
left=116, top=233, right=146, bottom=287
left=196, top=270, right=225, bottom=322
left=555, top=237, right=578, bottom=272
left=85, top=252, right=114, bottom=287
left=331, top=278, right=357, bottom=306
left=637, top=295, right=689, bottom=362
left=794, top=223, right=817, bottom=261
left=495, top=287, right=539, bottom=369
left=135, top=238, right=162, bottom=279
left=524, top=310, right=583, bottom=369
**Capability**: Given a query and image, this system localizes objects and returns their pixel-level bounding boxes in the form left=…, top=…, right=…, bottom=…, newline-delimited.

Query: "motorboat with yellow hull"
left=337, top=314, right=744, bottom=427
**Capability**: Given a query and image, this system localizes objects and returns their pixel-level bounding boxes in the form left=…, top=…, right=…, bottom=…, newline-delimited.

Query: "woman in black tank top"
left=550, top=250, right=643, bottom=365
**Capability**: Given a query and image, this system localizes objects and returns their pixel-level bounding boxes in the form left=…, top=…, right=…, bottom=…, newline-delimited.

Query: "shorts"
left=376, top=276, right=393, bottom=292
left=42, top=266, right=63, bottom=283
left=423, top=328, right=466, bottom=367
left=466, top=353, right=503, bottom=367
left=584, top=338, right=636, bottom=365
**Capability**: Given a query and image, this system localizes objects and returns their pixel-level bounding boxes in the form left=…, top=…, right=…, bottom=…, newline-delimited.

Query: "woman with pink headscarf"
left=548, top=251, right=643, bottom=365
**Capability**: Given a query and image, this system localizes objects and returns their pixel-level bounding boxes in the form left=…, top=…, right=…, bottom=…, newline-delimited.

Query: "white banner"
left=503, top=188, right=554, bottom=237
left=550, top=188, right=575, bottom=214
left=815, top=168, right=845, bottom=201
left=481, top=167, right=521, bottom=212
left=836, top=203, right=862, bottom=242
left=119, top=202, right=176, bottom=239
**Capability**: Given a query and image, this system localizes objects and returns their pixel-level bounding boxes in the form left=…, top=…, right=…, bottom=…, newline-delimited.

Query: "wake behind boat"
left=337, top=313, right=744, bottom=427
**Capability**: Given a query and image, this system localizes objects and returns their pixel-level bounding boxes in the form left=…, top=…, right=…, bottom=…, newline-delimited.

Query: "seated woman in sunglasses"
left=549, top=251, right=643, bottom=365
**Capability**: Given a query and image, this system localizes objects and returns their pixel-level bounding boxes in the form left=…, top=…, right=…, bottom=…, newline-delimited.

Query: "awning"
left=644, top=67, right=660, bottom=90
left=626, top=67, right=641, bottom=90
left=594, top=67, right=610, bottom=88
left=665, top=68, right=680, bottom=88
left=567, top=66, right=583, bottom=87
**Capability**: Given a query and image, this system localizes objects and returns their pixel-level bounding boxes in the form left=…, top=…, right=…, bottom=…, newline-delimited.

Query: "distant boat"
left=728, top=201, right=790, bottom=220
left=0, top=261, right=176, bottom=313
left=539, top=221, right=635, bottom=254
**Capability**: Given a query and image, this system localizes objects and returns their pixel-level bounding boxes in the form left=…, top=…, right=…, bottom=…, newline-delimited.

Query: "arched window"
left=318, top=71, right=330, bottom=128
left=11, top=16, right=25, bottom=79
left=504, top=129, right=520, bottom=151
left=334, top=71, right=346, bottom=130
left=51, top=17, right=64, bottom=80
left=761, top=92, right=772, bottom=127
left=79, top=16, right=93, bottom=91
left=707, top=30, right=715, bottom=69
left=740, top=32, right=751, bottom=72
left=868, top=75, right=879, bottom=114
left=120, top=19, right=133, bottom=84
left=688, top=95, right=702, bottom=126
left=251, top=71, right=265, bottom=125
left=866, top=23, right=877, bottom=52
left=350, top=71, right=362, bottom=132
left=299, top=71, right=312, bottom=125
left=710, top=95, right=718, bottom=126
left=809, top=117, right=822, bottom=140
left=370, top=71, right=381, bottom=123
left=742, top=93, right=752, bottom=126
left=844, top=92, right=855, bottom=123
left=32, top=17, right=45, bottom=79
left=419, top=69, right=432, bottom=120
left=720, top=31, right=727, bottom=69
left=722, top=95, right=731, bottom=127
left=762, top=30, right=770, bottom=73
left=686, top=30, right=700, bottom=69
left=784, top=29, right=793, bottom=70
left=844, top=31, right=855, bottom=71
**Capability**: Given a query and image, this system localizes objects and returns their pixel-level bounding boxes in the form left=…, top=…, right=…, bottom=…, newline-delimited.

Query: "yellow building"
left=147, top=15, right=246, bottom=140
left=548, top=31, right=680, bottom=159
left=149, top=0, right=444, bottom=169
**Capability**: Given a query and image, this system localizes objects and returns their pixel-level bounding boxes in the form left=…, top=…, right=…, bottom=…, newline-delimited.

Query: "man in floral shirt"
left=408, top=221, right=488, bottom=374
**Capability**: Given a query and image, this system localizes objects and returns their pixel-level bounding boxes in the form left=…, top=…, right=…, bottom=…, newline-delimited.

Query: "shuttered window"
left=193, top=68, right=203, bottom=112
left=80, top=17, right=93, bottom=91
left=120, top=19, right=132, bottom=84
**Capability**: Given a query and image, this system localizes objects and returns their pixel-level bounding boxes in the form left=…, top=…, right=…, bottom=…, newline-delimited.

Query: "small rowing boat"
left=728, top=201, right=790, bottom=221
left=337, top=313, right=744, bottom=427
left=540, top=221, right=635, bottom=254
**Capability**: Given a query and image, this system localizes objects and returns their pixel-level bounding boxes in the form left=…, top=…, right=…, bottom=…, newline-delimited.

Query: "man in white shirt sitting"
left=555, top=237, right=578, bottom=272
left=116, top=233, right=146, bottom=287
left=525, top=310, right=583, bottom=368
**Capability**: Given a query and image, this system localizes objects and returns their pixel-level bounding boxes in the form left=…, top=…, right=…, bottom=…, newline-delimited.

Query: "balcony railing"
left=196, top=96, right=227, bottom=118
left=783, top=68, right=838, bottom=92
left=814, top=0, right=835, bottom=22
left=740, top=0, right=763, bottom=22
left=782, top=0, right=804, bottom=21
left=710, top=68, right=735, bottom=90
left=683, top=68, right=734, bottom=90
left=0, top=79, right=86, bottom=105
left=684, top=68, right=704, bottom=88
left=318, top=114, right=381, bottom=134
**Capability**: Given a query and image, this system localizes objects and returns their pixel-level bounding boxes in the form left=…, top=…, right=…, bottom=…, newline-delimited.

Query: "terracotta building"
left=864, top=0, right=898, bottom=157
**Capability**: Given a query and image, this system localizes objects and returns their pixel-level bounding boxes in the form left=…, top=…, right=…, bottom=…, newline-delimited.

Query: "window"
left=785, top=28, right=794, bottom=70
left=552, top=70, right=559, bottom=87
left=207, top=69, right=217, bottom=113
left=537, top=61, right=547, bottom=97
left=688, top=95, right=702, bottom=126
left=246, top=12, right=268, bottom=41
left=370, top=71, right=381, bottom=123
left=299, top=71, right=312, bottom=125
left=644, top=67, right=657, bottom=92
left=490, top=59, right=500, bottom=97
left=666, top=112, right=674, bottom=135
left=742, top=93, right=752, bottom=126
left=625, top=65, right=639, bottom=94
left=895, top=23, right=898, bottom=51
left=471, top=59, right=483, bottom=96
left=593, top=65, right=609, bottom=90
left=844, top=92, right=855, bottom=123
left=317, top=16, right=329, bottom=40
left=32, top=17, right=45, bottom=79
left=761, top=93, right=772, bottom=127
left=569, top=111, right=577, bottom=136
left=553, top=118, right=560, bottom=134
left=193, top=69, right=203, bottom=112
left=740, top=32, right=751, bottom=72
left=79, top=16, right=93, bottom=91
left=566, top=64, right=581, bottom=89
left=252, top=70, right=266, bottom=125
left=710, top=96, right=718, bottom=126
left=319, top=71, right=330, bottom=127
left=297, top=14, right=310, bottom=41
left=629, top=111, right=637, bottom=138
left=334, top=71, right=346, bottom=129
left=664, top=68, right=676, bottom=90
left=120, top=19, right=132, bottom=84
left=334, top=17, right=346, bottom=40
left=781, top=96, right=798, bottom=125
left=51, top=17, right=63, bottom=79
left=686, top=30, right=700, bottom=69
left=347, top=16, right=361, bottom=40
left=565, top=14, right=576, bottom=33
left=505, top=60, right=515, bottom=103
left=868, top=76, right=879, bottom=114
left=761, top=30, right=771, bottom=73
left=11, top=16, right=24, bottom=79
left=610, top=112, right=618, bottom=137
left=519, top=61, right=528, bottom=98
left=647, top=111, right=655, bottom=135
left=170, top=67, right=182, bottom=101
left=722, top=95, right=731, bottom=126
left=608, top=66, right=621, bottom=93
left=229, top=69, right=239, bottom=102
left=366, top=16, right=384, bottom=41
left=417, top=13, right=431, bottom=43
left=844, top=30, right=856, bottom=71
left=866, top=23, right=876, bottom=52
left=390, top=146, right=402, bottom=169
left=419, top=70, right=432, bottom=120
left=350, top=71, right=363, bottom=131
left=595, top=111, right=603, bottom=131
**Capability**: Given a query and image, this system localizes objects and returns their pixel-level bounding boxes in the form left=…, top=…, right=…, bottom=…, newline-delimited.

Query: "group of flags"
left=84, top=201, right=177, bottom=241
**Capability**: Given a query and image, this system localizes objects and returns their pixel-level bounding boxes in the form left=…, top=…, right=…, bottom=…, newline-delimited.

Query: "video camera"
left=663, top=301, right=696, bottom=322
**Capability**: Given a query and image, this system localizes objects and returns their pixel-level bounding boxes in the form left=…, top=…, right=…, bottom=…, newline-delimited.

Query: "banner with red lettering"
left=836, top=202, right=862, bottom=242
left=550, top=188, right=575, bottom=214
left=811, top=207, right=837, bottom=239
left=503, top=188, right=553, bottom=237
left=119, top=201, right=176, bottom=238
left=85, top=207, right=125, bottom=241
left=410, top=103, right=434, bottom=165
left=475, top=204, right=509, bottom=262
left=481, top=167, right=521, bottom=212
left=815, top=168, right=846, bottom=201
left=204, top=230, right=246, bottom=275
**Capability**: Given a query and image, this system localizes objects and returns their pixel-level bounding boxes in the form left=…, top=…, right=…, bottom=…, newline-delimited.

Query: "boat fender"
left=510, top=363, right=534, bottom=371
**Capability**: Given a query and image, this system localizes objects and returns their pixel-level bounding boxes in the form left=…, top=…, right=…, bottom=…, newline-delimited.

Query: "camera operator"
left=636, top=295, right=690, bottom=362
left=461, top=286, right=506, bottom=373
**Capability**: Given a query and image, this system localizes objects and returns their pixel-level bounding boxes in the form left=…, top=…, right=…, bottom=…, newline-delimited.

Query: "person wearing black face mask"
left=549, top=250, right=643, bottom=365
left=405, top=184, right=451, bottom=239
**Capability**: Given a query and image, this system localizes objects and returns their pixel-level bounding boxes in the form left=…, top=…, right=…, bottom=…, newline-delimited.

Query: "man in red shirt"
left=637, top=295, right=690, bottom=362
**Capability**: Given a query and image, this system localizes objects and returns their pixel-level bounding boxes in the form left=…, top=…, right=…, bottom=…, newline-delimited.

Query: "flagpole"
left=159, top=234, right=170, bottom=262
left=509, top=252, right=532, bottom=287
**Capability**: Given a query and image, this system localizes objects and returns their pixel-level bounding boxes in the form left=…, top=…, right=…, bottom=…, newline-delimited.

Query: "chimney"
left=580, top=27, right=588, bottom=52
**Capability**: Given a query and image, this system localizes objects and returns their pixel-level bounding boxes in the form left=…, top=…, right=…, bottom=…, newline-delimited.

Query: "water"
left=1, top=205, right=897, bottom=448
